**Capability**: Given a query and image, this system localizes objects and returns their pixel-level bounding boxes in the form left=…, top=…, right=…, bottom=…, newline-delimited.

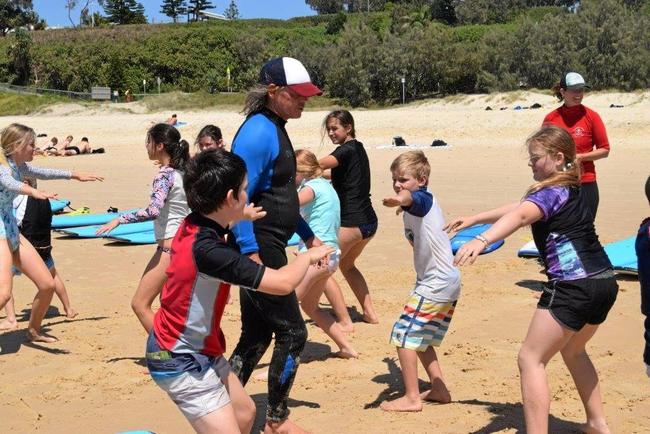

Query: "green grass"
left=0, top=92, right=71, bottom=116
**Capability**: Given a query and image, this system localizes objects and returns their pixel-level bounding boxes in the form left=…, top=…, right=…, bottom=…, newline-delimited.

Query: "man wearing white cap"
left=229, top=57, right=322, bottom=434
left=543, top=72, right=611, bottom=220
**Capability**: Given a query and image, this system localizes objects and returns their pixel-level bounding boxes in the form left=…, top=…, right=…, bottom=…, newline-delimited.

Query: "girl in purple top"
left=0, top=123, right=102, bottom=342
left=447, top=126, right=617, bottom=434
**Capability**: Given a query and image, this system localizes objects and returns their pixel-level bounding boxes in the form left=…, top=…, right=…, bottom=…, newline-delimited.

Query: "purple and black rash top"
left=525, top=185, right=611, bottom=282
left=119, top=166, right=175, bottom=224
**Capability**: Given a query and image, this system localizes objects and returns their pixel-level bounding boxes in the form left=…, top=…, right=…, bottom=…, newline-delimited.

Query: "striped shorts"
left=389, top=293, right=457, bottom=351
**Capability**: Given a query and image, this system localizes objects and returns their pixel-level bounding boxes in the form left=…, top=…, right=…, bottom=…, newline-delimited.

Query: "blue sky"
left=33, top=1, right=316, bottom=27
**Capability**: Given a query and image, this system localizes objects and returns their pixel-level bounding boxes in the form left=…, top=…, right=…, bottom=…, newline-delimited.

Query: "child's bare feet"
left=264, top=418, right=311, bottom=434
left=420, top=388, right=452, bottom=404
left=362, top=311, right=379, bottom=324
left=580, top=419, right=611, bottom=434
left=379, top=395, right=422, bottom=412
left=65, top=308, right=78, bottom=319
left=338, top=321, right=354, bottom=333
left=0, top=319, right=18, bottom=331
left=27, top=329, right=58, bottom=343
left=335, top=347, right=359, bottom=359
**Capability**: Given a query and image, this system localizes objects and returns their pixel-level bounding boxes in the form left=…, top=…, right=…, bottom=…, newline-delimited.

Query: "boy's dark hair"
left=147, top=123, right=189, bottom=170
left=184, top=149, right=247, bottom=214
left=645, top=175, right=650, bottom=203
left=81, top=137, right=88, bottom=142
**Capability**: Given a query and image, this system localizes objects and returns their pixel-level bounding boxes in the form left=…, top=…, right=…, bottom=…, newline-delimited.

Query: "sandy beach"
left=1, top=90, right=649, bottom=433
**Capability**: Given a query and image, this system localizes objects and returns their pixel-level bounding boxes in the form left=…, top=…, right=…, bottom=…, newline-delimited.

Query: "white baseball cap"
left=560, top=72, right=590, bottom=89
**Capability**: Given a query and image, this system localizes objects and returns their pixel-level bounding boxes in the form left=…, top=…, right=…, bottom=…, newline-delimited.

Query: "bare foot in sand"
left=362, top=312, right=379, bottom=324
left=335, top=347, right=359, bottom=359
left=420, top=388, right=452, bottom=404
left=65, top=308, right=78, bottom=319
left=254, top=368, right=269, bottom=382
left=264, top=418, right=311, bottom=434
left=338, top=321, right=354, bottom=333
left=379, top=396, right=422, bottom=412
left=580, top=420, right=611, bottom=434
left=0, top=319, right=18, bottom=331
left=27, top=330, right=58, bottom=343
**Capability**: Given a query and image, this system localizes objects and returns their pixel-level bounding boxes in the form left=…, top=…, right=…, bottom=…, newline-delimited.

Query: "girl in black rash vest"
left=319, top=110, right=379, bottom=324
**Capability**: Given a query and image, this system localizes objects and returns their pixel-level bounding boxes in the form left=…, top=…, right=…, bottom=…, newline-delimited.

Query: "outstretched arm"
left=444, top=201, right=521, bottom=233
left=454, top=201, right=543, bottom=266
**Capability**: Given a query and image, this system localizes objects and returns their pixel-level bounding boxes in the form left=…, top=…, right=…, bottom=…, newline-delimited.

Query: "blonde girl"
left=295, top=149, right=358, bottom=358
left=0, top=123, right=102, bottom=342
left=448, top=126, right=617, bottom=434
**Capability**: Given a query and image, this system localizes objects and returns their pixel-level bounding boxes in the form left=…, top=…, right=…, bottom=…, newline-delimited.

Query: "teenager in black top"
left=320, top=110, right=379, bottom=324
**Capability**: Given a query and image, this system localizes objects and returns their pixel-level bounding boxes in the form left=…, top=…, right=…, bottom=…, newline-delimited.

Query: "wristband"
left=474, top=234, right=489, bottom=249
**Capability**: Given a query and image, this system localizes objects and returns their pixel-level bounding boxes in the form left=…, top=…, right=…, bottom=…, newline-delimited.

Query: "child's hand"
left=382, top=196, right=402, bottom=208
left=304, top=245, right=335, bottom=266
left=453, top=238, right=485, bottom=266
left=444, top=216, right=474, bottom=234
left=32, top=189, right=58, bottom=200
left=72, top=172, right=104, bottom=182
left=243, top=203, right=266, bottom=221
left=96, top=217, right=121, bottom=236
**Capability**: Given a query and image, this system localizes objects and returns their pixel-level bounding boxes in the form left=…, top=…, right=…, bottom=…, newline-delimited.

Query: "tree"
left=8, top=27, right=32, bottom=84
left=224, top=0, right=239, bottom=19
left=100, top=0, right=147, bottom=24
left=187, top=0, right=214, bottom=21
left=0, top=0, right=44, bottom=36
left=161, top=0, right=187, bottom=23
left=305, top=0, right=344, bottom=14
left=430, top=0, right=456, bottom=24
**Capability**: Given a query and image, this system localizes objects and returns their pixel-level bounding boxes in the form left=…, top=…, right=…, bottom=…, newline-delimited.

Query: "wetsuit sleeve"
left=296, top=216, right=315, bottom=241
left=330, top=143, right=352, bottom=166
left=20, top=163, right=72, bottom=180
left=590, top=111, right=610, bottom=151
left=231, top=122, right=278, bottom=255
left=194, top=235, right=265, bottom=290
left=119, top=167, right=174, bottom=224
left=0, top=165, right=25, bottom=193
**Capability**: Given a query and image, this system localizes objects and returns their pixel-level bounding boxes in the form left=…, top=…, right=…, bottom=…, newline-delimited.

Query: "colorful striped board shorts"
left=389, top=293, right=457, bottom=351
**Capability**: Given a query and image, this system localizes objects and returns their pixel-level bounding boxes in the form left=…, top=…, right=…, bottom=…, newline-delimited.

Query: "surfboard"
left=518, top=240, right=540, bottom=258
left=604, top=236, right=638, bottom=274
left=518, top=236, right=638, bottom=274
left=450, top=224, right=504, bottom=255
left=109, top=230, right=156, bottom=245
left=56, top=221, right=154, bottom=238
left=49, top=199, right=70, bottom=214
left=51, top=208, right=139, bottom=229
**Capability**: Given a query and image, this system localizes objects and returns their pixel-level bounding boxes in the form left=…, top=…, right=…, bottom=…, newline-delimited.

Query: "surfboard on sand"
left=56, top=221, right=154, bottom=238
left=52, top=209, right=139, bottom=229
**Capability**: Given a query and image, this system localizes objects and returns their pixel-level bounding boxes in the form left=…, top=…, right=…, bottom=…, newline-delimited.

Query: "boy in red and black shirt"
left=145, top=149, right=333, bottom=433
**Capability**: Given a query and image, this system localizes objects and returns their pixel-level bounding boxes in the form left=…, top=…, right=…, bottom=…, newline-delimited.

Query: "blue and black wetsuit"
left=229, top=108, right=313, bottom=422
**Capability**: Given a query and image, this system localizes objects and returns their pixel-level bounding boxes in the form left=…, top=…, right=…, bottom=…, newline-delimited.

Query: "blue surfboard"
left=52, top=208, right=139, bottom=229
left=50, top=199, right=70, bottom=214
left=56, top=221, right=154, bottom=238
left=604, top=236, right=637, bottom=274
left=109, top=230, right=156, bottom=245
left=450, top=224, right=504, bottom=254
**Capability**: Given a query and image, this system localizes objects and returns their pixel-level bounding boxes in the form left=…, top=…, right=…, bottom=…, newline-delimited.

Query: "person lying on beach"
left=165, top=114, right=178, bottom=126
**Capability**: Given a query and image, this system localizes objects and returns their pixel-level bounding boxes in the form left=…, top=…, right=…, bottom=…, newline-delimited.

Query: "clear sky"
left=33, top=0, right=316, bottom=27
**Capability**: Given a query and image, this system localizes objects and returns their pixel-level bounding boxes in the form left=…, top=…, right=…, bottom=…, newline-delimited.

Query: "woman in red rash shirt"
left=543, top=72, right=611, bottom=220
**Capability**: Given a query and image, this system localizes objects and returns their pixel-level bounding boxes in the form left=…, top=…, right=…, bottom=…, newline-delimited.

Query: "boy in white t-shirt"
left=380, top=150, right=461, bottom=412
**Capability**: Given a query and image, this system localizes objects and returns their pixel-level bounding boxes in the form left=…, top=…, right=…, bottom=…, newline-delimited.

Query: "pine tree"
left=224, top=0, right=239, bottom=19
left=101, top=0, right=147, bottom=24
left=161, top=0, right=187, bottom=23
left=187, top=0, right=215, bottom=21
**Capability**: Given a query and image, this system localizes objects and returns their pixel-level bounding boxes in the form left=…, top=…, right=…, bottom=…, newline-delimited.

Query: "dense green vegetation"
left=0, top=92, right=69, bottom=115
left=0, top=0, right=648, bottom=107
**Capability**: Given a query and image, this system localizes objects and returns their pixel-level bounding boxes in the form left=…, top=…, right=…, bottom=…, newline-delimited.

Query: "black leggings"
left=580, top=181, right=599, bottom=220
left=228, top=234, right=307, bottom=422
